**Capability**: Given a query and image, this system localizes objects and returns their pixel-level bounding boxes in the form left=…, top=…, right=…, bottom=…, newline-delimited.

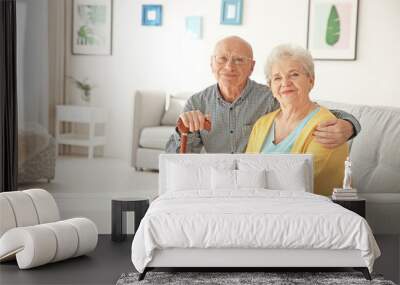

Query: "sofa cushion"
left=350, top=107, right=400, bottom=193
left=161, top=96, right=186, bottom=126
left=139, top=126, right=175, bottom=149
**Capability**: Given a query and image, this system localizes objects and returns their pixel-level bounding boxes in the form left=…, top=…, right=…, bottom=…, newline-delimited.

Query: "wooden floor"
left=0, top=235, right=133, bottom=285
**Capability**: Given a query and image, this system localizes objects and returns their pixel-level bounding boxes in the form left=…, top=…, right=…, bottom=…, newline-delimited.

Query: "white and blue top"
left=261, top=107, right=320, bottom=154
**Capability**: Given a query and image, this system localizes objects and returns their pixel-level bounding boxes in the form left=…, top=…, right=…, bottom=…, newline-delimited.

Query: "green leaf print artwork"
left=76, top=5, right=106, bottom=46
left=326, top=5, right=340, bottom=46
left=77, top=25, right=95, bottom=45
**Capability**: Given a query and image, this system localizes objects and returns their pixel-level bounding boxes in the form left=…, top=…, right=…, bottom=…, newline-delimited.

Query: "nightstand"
left=332, top=198, right=366, bottom=218
left=111, top=198, right=150, bottom=242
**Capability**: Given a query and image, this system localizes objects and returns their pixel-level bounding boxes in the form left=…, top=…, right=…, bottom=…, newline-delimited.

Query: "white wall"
left=66, top=0, right=400, bottom=160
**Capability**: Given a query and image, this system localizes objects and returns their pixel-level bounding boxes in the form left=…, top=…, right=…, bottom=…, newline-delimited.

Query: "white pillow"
left=266, top=163, right=307, bottom=191
left=236, top=169, right=267, bottom=189
left=211, top=168, right=236, bottom=190
left=211, top=168, right=267, bottom=190
left=161, top=96, right=186, bottom=125
left=167, top=162, right=210, bottom=191
left=238, top=159, right=308, bottom=191
left=166, top=160, right=235, bottom=192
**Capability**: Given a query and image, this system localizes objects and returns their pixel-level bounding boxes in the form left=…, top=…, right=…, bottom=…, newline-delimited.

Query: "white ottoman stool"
left=0, top=189, right=98, bottom=269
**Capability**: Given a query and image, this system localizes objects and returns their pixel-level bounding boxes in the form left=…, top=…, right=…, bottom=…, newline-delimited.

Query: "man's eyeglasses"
left=213, top=55, right=253, bottom=65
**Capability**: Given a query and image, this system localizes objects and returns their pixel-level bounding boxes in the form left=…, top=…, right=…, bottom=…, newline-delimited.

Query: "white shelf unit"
left=56, top=105, right=107, bottom=159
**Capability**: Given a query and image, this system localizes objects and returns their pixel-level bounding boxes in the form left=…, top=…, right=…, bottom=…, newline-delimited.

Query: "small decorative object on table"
left=343, top=156, right=352, bottom=189
left=332, top=157, right=358, bottom=200
left=332, top=157, right=365, bottom=217
left=67, top=76, right=96, bottom=103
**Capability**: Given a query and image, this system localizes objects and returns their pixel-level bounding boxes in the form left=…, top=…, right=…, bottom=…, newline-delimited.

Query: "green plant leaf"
left=326, top=5, right=340, bottom=46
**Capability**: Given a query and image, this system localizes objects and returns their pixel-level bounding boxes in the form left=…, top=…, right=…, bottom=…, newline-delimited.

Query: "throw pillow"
left=238, top=158, right=309, bottom=191
left=211, top=168, right=267, bottom=190
left=236, top=169, right=267, bottom=189
left=265, top=161, right=307, bottom=191
left=211, top=168, right=236, bottom=190
left=167, top=161, right=210, bottom=191
left=161, top=96, right=186, bottom=126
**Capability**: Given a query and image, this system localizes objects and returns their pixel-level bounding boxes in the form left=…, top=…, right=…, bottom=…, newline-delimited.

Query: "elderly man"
left=166, top=36, right=360, bottom=154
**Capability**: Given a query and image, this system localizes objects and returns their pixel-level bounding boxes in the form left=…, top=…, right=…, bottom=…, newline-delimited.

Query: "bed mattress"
left=131, top=190, right=380, bottom=273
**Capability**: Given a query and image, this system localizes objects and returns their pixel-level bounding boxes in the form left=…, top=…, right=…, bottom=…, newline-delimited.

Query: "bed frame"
left=139, top=248, right=371, bottom=280
left=138, top=154, right=372, bottom=281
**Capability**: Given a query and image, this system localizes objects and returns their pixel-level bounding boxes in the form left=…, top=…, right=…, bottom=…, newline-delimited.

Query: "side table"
left=56, top=105, right=107, bottom=159
left=111, top=197, right=149, bottom=242
left=332, top=198, right=366, bottom=218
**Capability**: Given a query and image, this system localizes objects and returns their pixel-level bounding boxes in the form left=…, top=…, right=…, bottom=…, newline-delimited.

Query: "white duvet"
left=131, top=190, right=380, bottom=273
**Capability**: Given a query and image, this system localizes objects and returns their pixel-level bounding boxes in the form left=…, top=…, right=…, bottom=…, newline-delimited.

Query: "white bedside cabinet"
left=56, top=105, right=107, bottom=159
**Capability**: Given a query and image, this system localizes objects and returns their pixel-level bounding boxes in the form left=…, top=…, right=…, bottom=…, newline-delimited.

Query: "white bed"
left=131, top=154, right=380, bottom=280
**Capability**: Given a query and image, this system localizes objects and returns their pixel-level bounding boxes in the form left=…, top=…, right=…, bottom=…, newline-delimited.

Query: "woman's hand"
left=313, top=118, right=354, bottom=148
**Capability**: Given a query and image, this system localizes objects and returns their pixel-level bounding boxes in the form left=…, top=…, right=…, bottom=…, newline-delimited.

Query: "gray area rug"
left=116, top=271, right=396, bottom=285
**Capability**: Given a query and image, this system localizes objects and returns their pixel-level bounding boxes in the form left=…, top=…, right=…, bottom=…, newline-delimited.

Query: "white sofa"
left=131, top=90, right=188, bottom=170
left=0, top=189, right=98, bottom=269
left=130, top=91, right=400, bottom=235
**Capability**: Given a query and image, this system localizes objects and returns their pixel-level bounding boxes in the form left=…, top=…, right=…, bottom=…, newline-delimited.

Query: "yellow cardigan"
left=246, top=107, right=349, bottom=196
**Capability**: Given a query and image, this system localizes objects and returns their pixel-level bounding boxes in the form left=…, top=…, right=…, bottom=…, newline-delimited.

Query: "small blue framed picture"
left=185, top=16, right=203, bottom=39
left=142, top=5, right=162, bottom=26
left=220, top=0, right=243, bottom=25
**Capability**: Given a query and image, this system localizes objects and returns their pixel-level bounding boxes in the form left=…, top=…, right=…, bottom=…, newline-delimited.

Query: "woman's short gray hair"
left=265, top=44, right=314, bottom=86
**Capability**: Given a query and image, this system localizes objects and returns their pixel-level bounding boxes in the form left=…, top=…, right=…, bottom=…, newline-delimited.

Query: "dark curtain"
left=0, top=0, right=18, bottom=192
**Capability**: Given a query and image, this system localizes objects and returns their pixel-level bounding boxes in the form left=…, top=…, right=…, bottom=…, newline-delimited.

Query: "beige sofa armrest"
left=131, top=90, right=167, bottom=168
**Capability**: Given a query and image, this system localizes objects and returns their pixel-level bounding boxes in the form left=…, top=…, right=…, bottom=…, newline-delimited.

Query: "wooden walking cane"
left=176, top=118, right=211, bottom=153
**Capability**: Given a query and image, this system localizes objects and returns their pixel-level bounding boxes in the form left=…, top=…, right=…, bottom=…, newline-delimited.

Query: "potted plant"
left=67, top=76, right=95, bottom=103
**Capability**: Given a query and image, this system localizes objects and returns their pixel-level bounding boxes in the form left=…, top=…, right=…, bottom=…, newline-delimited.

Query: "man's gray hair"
left=265, top=44, right=315, bottom=86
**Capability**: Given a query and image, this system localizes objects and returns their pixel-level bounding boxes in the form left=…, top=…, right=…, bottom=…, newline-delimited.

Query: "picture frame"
left=307, top=0, right=359, bottom=60
left=142, top=5, right=162, bottom=26
left=185, top=16, right=203, bottom=40
left=72, top=0, right=113, bottom=55
left=220, top=0, right=243, bottom=25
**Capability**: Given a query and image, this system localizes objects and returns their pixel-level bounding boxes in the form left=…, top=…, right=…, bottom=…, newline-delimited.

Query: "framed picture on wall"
left=220, top=0, right=243, bottom=25
left=185, top=16, right=203, bottom=39
left=142, top=5, right=162, bottom=26
left=307, top=0, right=359, bottom=60
left=72, top=0, right=113, bottom=55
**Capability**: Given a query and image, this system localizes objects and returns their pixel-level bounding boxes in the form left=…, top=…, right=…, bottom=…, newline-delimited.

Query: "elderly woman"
left=246, top=44, right=348, bottom=196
